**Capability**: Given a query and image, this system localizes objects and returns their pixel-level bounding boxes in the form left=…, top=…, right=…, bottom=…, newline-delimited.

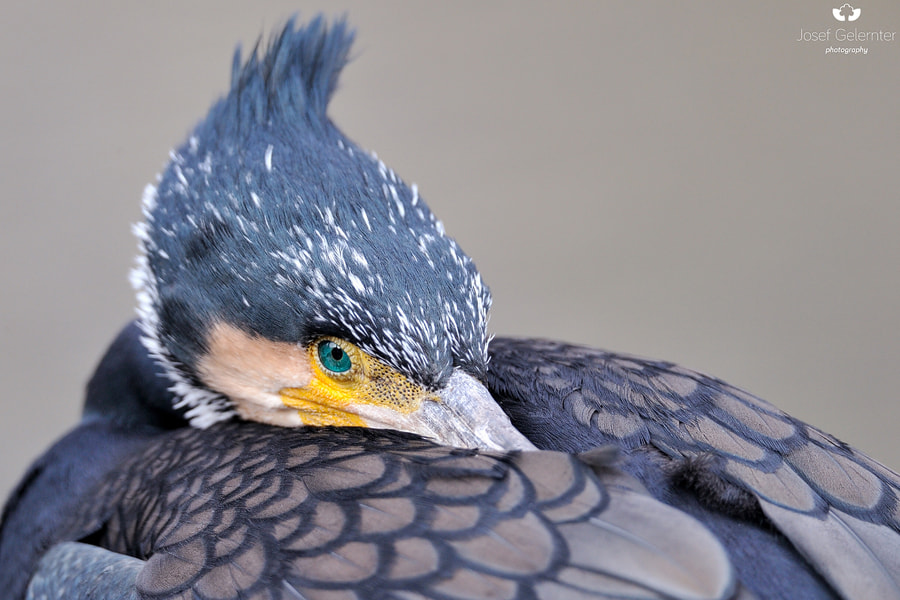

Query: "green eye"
left=318, top=340, right=352, bottom=374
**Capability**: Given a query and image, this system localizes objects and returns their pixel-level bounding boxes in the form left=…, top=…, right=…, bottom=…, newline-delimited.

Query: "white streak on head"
left=348, top=273, right=366, bottom=294
left=265, top=144, right=274, bottom=172
left=389, top=185, right=405, bottom=218
left=131, top=183, right=237, bottom=428
left=140, top=183, right=158, bottom=215
left=198, top=153, right=213, bottom=175
left=175, top=165, right=190, bottom=187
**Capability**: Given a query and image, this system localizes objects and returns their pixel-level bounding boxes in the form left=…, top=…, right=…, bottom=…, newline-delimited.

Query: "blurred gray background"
left=2, top=2, right=898, bottom=501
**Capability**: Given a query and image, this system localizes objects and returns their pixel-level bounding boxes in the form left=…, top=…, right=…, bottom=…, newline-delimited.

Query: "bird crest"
left=222, top=16, right=353, bottom=132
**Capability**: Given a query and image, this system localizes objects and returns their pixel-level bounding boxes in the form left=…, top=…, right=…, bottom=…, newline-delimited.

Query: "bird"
left=2, top=15, right=898, bottom=600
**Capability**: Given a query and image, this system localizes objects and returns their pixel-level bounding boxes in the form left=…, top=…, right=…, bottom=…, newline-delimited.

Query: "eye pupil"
left=318, top=341, right=352, bottom=374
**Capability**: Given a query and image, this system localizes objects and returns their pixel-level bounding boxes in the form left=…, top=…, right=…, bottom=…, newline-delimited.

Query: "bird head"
left=130, top=17, right=533, bottom=451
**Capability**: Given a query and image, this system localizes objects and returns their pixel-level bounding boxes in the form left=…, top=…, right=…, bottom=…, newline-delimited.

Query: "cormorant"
left=2, top=16, right=898, bottom=600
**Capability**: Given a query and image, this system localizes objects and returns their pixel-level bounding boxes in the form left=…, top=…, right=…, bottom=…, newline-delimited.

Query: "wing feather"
left=26, top=422, right=740, bottom=600
left=26, top=542, right=143, bottom=600
left=487, top=337, right=900, bottom=600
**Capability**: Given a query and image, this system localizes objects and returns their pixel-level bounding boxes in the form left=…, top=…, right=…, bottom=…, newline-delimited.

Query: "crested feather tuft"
left=224, top=16, right=354, bottom=130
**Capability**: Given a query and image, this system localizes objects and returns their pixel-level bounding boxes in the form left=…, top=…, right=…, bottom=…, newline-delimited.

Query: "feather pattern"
left=24, top=422, right=741, bottom=600
left=486, top=337, right=900, bottom=600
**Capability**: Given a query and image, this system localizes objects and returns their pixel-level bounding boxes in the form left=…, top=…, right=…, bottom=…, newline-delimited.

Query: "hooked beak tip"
left=428, top=370, right=536, bottom=452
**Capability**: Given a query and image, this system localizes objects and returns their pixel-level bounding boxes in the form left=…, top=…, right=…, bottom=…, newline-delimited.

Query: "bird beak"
left=412, top=370, right=537, bottom=452
left=345, top=369, right=536, bottom=451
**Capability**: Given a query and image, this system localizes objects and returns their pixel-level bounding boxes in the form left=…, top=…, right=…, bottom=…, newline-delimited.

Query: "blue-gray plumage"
left=2, top=15, right=899, bottom=600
